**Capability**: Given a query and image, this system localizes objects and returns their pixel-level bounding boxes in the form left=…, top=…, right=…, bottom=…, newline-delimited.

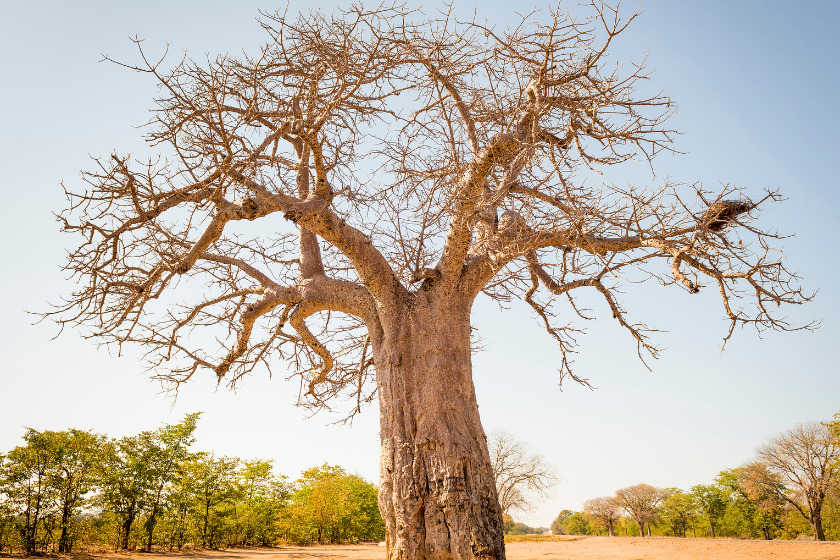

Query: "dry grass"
left=503, top=534, right=587, bottom=543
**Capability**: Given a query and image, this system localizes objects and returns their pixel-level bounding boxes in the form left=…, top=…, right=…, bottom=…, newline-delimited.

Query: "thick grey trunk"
left=374, top=297, right=504, bottom=560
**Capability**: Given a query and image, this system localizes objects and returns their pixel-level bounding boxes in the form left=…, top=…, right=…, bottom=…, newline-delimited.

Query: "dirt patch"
left=16, top=539, right=840, bottom=560
left=505, top=536, right=840, bottom=560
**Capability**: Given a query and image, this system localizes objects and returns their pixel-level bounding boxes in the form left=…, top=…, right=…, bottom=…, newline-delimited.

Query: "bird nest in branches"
left=700, top=200, right=752, bottom=231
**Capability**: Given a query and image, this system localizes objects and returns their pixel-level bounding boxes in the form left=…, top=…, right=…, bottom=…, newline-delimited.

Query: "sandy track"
left=79, top=538, right=840, bottom=560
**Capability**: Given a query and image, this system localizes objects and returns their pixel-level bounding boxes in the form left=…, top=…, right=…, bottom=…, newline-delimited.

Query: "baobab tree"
left=49, top=4, right=810, bottom=560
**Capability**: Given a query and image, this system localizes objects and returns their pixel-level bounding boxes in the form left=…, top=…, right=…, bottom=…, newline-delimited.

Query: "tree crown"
left=50, top=3, right=811, bottom=417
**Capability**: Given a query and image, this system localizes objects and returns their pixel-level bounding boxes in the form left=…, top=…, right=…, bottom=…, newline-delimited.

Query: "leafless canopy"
left=754, top=421, right=840, bottom=539
left=615, top=483, right=669, bottom=535
left=488, top=430, right=557, bottom=515
left=582, top=496, right=621, bottom=535
left=50, top=3, right=811, bottom=416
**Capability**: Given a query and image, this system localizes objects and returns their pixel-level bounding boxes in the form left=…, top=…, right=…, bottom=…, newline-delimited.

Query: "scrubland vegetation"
left=0, top=414, right=383, bottom=554
left=3, top=411, right=838, bottom=555
left=544, top=413, right=840, bottom=541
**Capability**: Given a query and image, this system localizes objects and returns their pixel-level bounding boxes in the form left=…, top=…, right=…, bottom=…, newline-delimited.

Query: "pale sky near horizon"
left=1, top=1, right=838, bottom=528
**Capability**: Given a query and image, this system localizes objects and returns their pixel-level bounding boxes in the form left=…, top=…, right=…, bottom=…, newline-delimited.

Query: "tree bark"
left=374, top=295, right=504, bottom=560
left=634, top=520, right=643, bottom=537
left=121, top=511, right=135, bottom=550
left=58, top=501, right=72, bottom=553
left=811, top=510, right=825, bottom=541
left=145, top=507, right=158, bottom=552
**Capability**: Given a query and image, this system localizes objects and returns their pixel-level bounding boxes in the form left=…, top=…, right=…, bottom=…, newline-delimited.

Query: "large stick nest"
left=700, top=199, right=753, bottom=231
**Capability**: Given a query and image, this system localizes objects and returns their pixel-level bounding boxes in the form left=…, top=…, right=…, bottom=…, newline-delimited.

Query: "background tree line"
left=0, top=414, right=383, bottom=554
left=548, top=414, right=840, bottom=541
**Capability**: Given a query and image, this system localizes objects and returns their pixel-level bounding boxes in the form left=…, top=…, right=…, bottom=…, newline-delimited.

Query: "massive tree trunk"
left=374, top=293, right=505, bottom=560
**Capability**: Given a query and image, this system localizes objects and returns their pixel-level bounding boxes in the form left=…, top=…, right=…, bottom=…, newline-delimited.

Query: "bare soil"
left=38, top=538, right=840, bottom=560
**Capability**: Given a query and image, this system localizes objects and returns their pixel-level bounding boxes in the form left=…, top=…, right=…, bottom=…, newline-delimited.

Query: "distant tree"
left=564, top=512, right=593, bottom=535
left=550, top=510, right=573, bottom=535
left=0, top=431, right=103, bottom=554
left=0, top=471, right=13, bottom=553
left=233, top=459, right=289, bottom=546
left=98, top=434, right=154, bottom=550
left=614, top=515, right=638, bottom=537
left=2, top=430, right=61, bottom=554
left=615, top=484, right=668, bottom=537
left=180, top=453, right=239, bottom=548
left=659, top=489, right=695, bottom=538
left=488, top=431, right=557, bottom=516
left=690, top=484, right=728, bottom=538
left=830, top=413, right=840, bottom=469
left=504, top=514, right=545, bottom=535
left=284, top=464, right=383, bottom=544
left=755, top=421, right=840, bottom=541
left=141, top=413, right=199, bottom=551
left=718, top=466, right=783, bottom=540
left=549, top=509, right=592, bottom=535
left=582, top=497, right=620, bottom=536
left=45, top=430, right=104, bottom=552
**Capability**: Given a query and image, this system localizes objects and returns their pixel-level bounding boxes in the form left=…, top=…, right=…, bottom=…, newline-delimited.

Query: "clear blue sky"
left=1, top=1, right=838, bottom=527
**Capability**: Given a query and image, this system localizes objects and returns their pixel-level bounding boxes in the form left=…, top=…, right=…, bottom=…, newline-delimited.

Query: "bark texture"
left=375, top=294, right=504, bottom=560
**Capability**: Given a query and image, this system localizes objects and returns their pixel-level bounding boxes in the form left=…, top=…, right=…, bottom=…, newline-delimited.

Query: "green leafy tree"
left=564, top=512, right=593, bottom=535
left=550, top=510, right=572, bottom=535
left=613, top=515, right=638, bottom=537
left=3, top=430, right=62, bottom=554
left=660, top=488, right=696, bottom=537
left=45, top=429, right=104, bottom=552
left=180, top=453, right=239, bottom=548
left=504, top=514, right=544, bottom=536
left=0, top=453, right=18, bottom=552
left=730, top=464, right=786, bottom=539
left=830, top=413, right=840, bottom=471
left=0, top=431, right=100, bottom=554
left=141, top=413, right=200, bottom=551
left=284, top=464, right=384, bottom=544
left=98, top=434, right=154, bottom=550
left=691, top=484, right=728, bottom=538
left=158, top=477, right=194, bottom=551
left=233, top=459, right=289, bottom=546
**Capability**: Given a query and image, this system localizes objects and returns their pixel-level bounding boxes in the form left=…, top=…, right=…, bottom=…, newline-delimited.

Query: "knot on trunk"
left=237, top=197, right=260, bottom=220
left=700, top=199, right=752, bottom=231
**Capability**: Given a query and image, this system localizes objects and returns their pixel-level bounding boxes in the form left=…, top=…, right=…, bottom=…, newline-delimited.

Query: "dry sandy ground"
left=70, top=538, right=840, bottom=560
